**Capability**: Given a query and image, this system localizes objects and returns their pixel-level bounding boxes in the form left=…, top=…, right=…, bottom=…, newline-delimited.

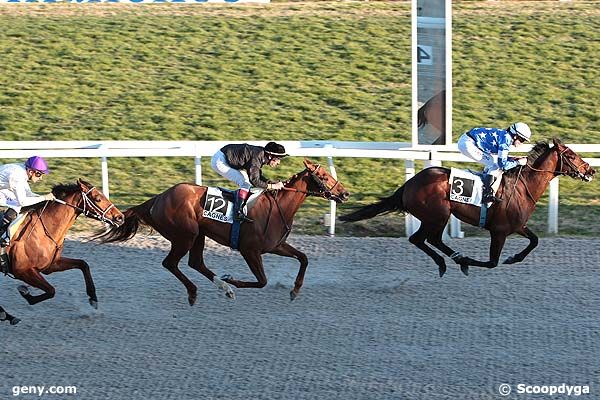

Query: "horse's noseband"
left=558, top=149, right=590, bottom=179
left=308, top=165, right=342, bottom=201
left=80, top=187, right=118, bottom=226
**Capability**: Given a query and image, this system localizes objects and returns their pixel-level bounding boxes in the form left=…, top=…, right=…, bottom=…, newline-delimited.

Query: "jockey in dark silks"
left=210, top=142, right=288, bottom=222
left=457, top=122, right=532, bottom=203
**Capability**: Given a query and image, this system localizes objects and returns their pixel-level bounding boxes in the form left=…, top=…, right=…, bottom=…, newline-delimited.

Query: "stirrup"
left=235, top=212, right=254, bottom=223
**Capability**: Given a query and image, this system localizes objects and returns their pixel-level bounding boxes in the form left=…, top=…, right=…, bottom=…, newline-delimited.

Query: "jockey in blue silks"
left=457, top=122, right=532, bottom=203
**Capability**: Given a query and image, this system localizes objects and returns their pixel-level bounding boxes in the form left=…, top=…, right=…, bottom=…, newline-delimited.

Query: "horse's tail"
left=340, top=186, right=405, bottom=222
left=94, top=197, right=156, bottom=243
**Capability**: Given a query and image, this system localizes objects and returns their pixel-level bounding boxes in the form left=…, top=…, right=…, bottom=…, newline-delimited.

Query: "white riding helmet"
left=509, top=122, right=532, bottom=142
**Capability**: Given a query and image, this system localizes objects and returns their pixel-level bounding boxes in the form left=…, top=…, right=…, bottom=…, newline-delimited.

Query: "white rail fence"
left=1, top=140, right=598, bottom=236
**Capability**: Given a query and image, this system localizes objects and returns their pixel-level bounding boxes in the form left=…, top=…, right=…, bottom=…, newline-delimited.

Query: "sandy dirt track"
left=1, top=234, right=599, bottom=400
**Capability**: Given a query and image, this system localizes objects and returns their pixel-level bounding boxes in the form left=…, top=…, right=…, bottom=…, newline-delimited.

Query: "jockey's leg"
left=0, top=208, right=17, bottom=247
left=482, top=164, right=502, bottom=203
left=235, top=188, right=252, bottom=223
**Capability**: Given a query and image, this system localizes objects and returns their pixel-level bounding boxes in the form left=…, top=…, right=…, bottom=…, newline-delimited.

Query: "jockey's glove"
left=267, top=182, right=285, bottom=190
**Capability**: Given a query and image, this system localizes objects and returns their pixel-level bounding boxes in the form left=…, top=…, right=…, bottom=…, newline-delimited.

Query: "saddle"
left=0, top=212, right=27, bottom=275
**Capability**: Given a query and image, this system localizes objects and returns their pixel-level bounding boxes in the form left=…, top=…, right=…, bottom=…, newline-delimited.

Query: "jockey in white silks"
left=0, top=156, right=56, bottom=246
left=457, top=122, right=532, bottom=203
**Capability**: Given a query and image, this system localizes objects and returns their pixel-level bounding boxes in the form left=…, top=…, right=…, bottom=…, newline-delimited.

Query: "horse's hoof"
left=438, top=266, right=447, bottom=278
left=290, top=290, right=299, bottom=301
left=503, top=256, right=516, bottom=264
left=89, top=299, right=98, bottom=309
left=460, top=264, right=469, bottom=276
left=0, top=310, right=6, bottom=320
left=225, top=290, right=236, bottom=300
left=17, top=285, right=30, bottom=296
left=188, top=295, right=197, bottom=306
left=10, top=317, right=21, bottom=325
left=220, top=274, right=233, bottom=282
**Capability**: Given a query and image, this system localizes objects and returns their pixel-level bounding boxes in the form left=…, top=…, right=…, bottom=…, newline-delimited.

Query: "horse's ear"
left=303, top=158, right=314, bottom=169
left=553, top=137, right=563, bottom=147
left=77, top=178, right=90, bottom=189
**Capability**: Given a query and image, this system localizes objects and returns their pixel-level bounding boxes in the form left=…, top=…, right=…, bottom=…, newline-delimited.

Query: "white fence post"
left=101, top=156, right=110, bottom=198
left=548, top=177, right=559, bottom=234
left=404, top=159, right=419, bottom=237
left=326, top=145, right=337, bottom=237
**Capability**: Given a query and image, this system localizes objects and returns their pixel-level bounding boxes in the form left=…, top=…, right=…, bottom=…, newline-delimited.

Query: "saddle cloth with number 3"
left=448, top=168, right=485, bottom=207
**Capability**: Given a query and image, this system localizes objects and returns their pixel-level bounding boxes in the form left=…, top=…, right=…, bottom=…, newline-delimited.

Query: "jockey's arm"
left=247, top=164, right=269, bottom=189
left=13, top=183, right=47, bottom=207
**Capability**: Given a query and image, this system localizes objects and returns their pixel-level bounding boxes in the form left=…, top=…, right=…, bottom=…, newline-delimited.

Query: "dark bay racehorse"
left=418, top=90, right=445, bottom=145
left=96, top=159, right=350, bottom=305
left=341, top=138, right=595, bottom=276
left=0, top=179, right=124, bottom=325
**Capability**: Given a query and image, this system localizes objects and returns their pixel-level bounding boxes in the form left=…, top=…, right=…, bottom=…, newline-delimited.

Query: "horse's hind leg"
left=163, top=240, right=198, bottom=306
left=188, top=235, right=235, bottom=300
left=503, top=226, right=539, bottom=264
left=42, top=257, right=98, bottom=308
left=15, top=269, right=56, bottom=305
left=268, top=241, right=308, bottom=300
left=426, top=227, right=469, bottom=277
left=409, top=225, right=448, bottom=277
left=0, top=305, right=20, bottom=325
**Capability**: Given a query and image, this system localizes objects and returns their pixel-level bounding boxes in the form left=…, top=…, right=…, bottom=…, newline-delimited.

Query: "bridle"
left=525, top=147, right=590, bottom=179
left=282, top=164, right=343, bottom=202
left=55, top=186, right=119, bottom=226
left=510, top=146, right=591, bottom=206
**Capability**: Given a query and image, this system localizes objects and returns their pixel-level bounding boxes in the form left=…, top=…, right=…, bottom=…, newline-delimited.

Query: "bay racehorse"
left=96, top=159, right=350, bottom=305
left=0, top=179, right=124, bottom=325
left=340, top=138, right=595, bottom=276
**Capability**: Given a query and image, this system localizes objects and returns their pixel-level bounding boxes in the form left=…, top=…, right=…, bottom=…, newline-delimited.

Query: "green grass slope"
left=0, top=1, right=598, bottom=235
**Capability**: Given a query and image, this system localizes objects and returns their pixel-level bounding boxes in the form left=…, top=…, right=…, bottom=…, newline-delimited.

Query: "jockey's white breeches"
left=457, top=134, right=501, bottom=175
left=0, top=190, right=22, bottom=213
left=211, top=151, right=252, bottom=190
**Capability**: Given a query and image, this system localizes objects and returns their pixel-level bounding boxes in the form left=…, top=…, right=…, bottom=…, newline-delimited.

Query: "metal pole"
left=195, top=155, right=202, bottom=186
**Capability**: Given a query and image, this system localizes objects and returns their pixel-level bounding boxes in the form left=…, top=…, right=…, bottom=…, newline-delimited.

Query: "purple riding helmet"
left=25, top=156, right=50, bottom=174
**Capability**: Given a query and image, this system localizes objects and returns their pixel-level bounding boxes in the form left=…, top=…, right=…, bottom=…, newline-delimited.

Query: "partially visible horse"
left=341, top=138, right=595, bottom=276
left=96, top=159, right=350, bottom=305
left=1, top=179, right=124, bottom=325
left=418, top=89, right=446, bottom=145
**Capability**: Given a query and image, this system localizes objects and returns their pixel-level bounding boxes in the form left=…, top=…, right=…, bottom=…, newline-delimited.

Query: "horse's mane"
left=503, top=141, right=550, bottom=178
left=21, top=183, right=80, bottom=212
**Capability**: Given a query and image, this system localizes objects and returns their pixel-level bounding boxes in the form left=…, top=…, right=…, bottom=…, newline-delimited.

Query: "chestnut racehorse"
left=0, top=179, right=124, bottom=325
left=341, top=138, right=595, bottom=276
left=96, top=159, right=350, bottom=305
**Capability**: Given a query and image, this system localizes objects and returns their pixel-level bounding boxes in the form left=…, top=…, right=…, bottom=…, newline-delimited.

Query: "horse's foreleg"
left=43, top=257, right=98, bottom=308
left=409, top=226, right=448, bottom=277
left=503, top=226, right=539, bottom=264
left=15, top=269, right=56, bottom=305
left=268, top=241, right=308, bottom=300
left=0, top=305, right=20, bottom=325
left=163, top=241, right=198, bottom=306
left=222, top=251, right=267, bottom=289
left=459, top=232, right=507, bottom=270
left=188, top=235, right=235, bottom=300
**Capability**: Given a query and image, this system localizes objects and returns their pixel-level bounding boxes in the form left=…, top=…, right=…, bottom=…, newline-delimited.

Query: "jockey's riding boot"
left=0, top=208, right=17, bottom=247
left=235, top=191, right=253, bottom=223
left=482, top=174, right=501, bottom=203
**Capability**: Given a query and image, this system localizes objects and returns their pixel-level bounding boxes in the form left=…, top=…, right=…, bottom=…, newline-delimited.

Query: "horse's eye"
left=94, top=196, right=101, bottom=202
